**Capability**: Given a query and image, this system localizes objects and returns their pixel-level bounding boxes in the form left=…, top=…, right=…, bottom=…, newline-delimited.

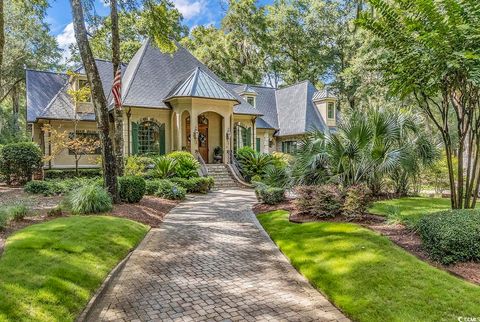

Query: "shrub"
left=65, top=184, right=113, bottom=215
left=0, top=209, right=8, bottom=230
left=0, top=142, right=42, bottom=184
left=255, top=184, right=285, bottom=205
left=171, top=177, right=214, bottom=193
left=418, top=210, right=480, bottom=265
left=47, top=205, right=63, bottom=217
left=151, top=156, right=177, bottom=179
left=44, top=168, right=101, bottom=180
left=118, top=176, right=146, bottom=203
left=295, top=185, right=343, bottom=218
left=154, top=180, right=186, bottom=200
left=145, top=179, right=162, bottom=195
left=124, top=156, right=152, bottom=176
left=236, top=148, right=274, bottom=182
left=24, top=180, right=51, bottom=195
left=342, top=184, right=371, bottom=218
left=261, top=165, right=290, bottom=188
left=168, top=151, right=200, bottom=178
left=9, top=202, right=30, bottom=221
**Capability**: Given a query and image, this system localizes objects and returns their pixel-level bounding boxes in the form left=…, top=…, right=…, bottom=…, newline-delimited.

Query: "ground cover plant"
left=258, top=210, right=480, bottom=322
left=0, top=216, right=148, bottom=321
left=64, top=184, right=113, bottom=215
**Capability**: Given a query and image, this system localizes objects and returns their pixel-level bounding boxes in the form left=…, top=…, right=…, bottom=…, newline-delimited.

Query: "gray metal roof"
left=167, top=67, right=238, bottom=101
left=313, top=88, right=337, bottom=101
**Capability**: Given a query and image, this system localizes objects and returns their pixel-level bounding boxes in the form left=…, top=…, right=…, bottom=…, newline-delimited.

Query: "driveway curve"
left=88, top=189, right=348, bottom=322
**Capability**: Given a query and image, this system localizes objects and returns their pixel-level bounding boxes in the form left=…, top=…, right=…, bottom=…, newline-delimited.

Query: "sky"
left=47, top=0, right=273, bottom=63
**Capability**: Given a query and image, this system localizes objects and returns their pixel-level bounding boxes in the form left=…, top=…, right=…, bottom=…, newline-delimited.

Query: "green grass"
left=369, top=197, right=452, bottom=226
left=258, top=210, right=480, bottom=322
left=0, top=216, right=148, bottom=322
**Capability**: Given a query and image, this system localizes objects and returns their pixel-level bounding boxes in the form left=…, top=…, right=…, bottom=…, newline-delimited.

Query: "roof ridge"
left=39, top=81, right=70, bottom=118
left=226, top=81, right=277, bottom=90
left=190, top=67, right=201, bottom=95
left=122, top=39, right=150, bottom=103
left=25, top=68, right=67, bottom=75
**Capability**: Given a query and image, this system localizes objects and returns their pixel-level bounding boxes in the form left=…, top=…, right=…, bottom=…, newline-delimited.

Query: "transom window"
left=327, top=102, right=335, bottom=119
left=138, top=121, right=161, bottom=155
left=282, top=141, right=297, bottom=154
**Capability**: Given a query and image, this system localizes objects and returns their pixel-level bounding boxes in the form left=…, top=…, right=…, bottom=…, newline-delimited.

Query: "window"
left=246, top=96, right=255, bottom=107
left=233, top=124, right=252, bottom=152
left=138, top=121, right=164, bottom=155
left=282, top=141, right=297, bottom=154
left=78, top=79, right=92, bottom=102
left=327, top=102, right=335, bottom=119
left=68, top=132, right=101, bottom=155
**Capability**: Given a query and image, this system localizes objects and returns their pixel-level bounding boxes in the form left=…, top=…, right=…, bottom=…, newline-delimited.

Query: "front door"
left=198, top=123, right=208, bottom=162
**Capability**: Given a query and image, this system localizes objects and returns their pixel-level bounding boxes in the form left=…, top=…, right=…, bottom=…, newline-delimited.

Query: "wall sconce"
left=193, top=127, right=199, bottom=141
left=226, top=128, right=231, bottom=140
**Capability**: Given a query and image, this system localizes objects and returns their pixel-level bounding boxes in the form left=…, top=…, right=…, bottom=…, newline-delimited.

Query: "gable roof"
left=275, top=81, right=326, bottom=136
left=166, top=67, right=238, bottom=102
left=26, top=70, right=68, bottom=122
left=121, top=39, right=261, bottom=115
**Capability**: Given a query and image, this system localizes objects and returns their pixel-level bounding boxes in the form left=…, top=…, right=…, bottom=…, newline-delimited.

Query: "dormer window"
left=246, top=96, right=255, bottom=107
left=327, top=102, right=335, bottom=120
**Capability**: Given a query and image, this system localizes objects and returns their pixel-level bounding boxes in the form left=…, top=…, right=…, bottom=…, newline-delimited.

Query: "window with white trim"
left=246, top=96, right=255, bottom=107
left=327, top=102, right=335, bottom=119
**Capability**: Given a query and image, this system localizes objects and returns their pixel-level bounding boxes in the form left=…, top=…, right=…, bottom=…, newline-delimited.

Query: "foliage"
left=236, top=148, right=274, bottom=182
left=418, top=210, right=480, bottom=265
left=170, top=177, right=214, bottom=194
left=0, top=216, right=147, bottom=321
left=295, top=185, right=344, bottom=218
left=258, top=210, right=480, bottom=322
left=25, top=177, right=103, bottom=196
left=118, top=176, right=146, bottom=203
left=260, top=165, right=290, bottom=188
left=168, top=151, right=200, bottom=178
left=24, top=180, right=51, bottom=195
left=255, top=183, right=285, bottom=205
left=422, top=153, right=454, bottom=194
left=342, top=184, right=371, bottom=218
left=0, top=201, right=30, bottom=229
left=0, top=142, right=42, bottom=184
left=154, top=180, right=186, bottom=200
left=65, top=184, right=113, bottom=215
left=0, top=210, right=7, bottom=230
left=151, top=156, right=177, bottom=179
left=124, top=155, right=152, bottom=176
left=145, top=179, right=162, bottom=195
left=358, top=0, right=480, bottom=209
left=44, top=168, right=102, bottom=180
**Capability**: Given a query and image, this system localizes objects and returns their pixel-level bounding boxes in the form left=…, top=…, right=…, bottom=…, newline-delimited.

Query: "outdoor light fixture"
left=193, top=127, right=199, bottom=141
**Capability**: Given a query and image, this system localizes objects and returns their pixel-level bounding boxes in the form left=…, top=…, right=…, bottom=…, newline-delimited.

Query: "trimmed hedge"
left=154, top=180, right=186, bottom=200
left=255, top=184, right=285, bottom=205
left=44, top=168, right=101, bottom=180
left=24, top=180, right=51, bottom=195
left=118, top=176, right=146, bottom=203
left=418, top=210, right=480, bottom=265
left=24, top=178, right=103, bottom=196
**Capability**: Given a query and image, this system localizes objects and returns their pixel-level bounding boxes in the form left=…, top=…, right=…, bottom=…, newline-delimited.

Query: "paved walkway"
left=88, top=189, right=348, bottom=322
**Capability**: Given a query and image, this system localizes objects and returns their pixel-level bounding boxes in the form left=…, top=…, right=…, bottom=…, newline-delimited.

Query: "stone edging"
left=76, top=227, right=153, bottom=322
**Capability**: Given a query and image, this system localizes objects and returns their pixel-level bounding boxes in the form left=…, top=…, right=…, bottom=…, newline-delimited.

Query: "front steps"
left=205, top=164, right=239, bottom=189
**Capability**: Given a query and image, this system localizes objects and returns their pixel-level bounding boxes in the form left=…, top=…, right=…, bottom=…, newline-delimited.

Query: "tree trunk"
left=69, top=0, right=119, bottom=202
left=0, top=0, right=4, bottom=80
left=11, top=84, right=20, bottom=131
left=111, top=0, right=124, bottom=177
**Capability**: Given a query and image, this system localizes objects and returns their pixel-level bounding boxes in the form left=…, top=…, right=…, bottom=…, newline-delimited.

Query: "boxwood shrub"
left=118, top=176, right=146, bottom=203
left=24, top=180, right=52, bottom=195
left=154, top=180, right=186, bottom=200
left=255, top=183, right=285, bottom=205
left=44, top=168, right=101, bottom=179
left=417, top=209, right=480, bottom=265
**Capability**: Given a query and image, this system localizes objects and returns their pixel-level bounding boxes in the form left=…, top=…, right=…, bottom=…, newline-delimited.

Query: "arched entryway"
left=185, top=112, right=223, bottom=163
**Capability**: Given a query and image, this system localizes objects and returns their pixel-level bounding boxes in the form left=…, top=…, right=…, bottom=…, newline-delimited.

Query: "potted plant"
left=213, top=146, right=223, bottom=163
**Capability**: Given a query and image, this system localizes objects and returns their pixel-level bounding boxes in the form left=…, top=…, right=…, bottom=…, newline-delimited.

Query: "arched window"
left=136, top=121, right=165, bottom=155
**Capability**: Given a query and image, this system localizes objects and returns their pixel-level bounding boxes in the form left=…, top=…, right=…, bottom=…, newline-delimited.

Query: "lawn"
left=258, top=210, right=480, bottom=322
left=368, top=197, right=452, bottom=226
left=0, top=216, right=148, bottom=322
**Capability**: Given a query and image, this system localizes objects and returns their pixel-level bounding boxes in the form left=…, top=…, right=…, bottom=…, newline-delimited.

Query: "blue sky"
left=47, top=0, right=273, bottom=62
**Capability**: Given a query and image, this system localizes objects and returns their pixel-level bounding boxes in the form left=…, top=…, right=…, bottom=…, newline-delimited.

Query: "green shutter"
left=159, top=124, right=166, bottom=155
left=246, top=127, right=252, bottom=147
left=256, top=138, right=261, bottom=153
left=132, top=122, right=139, bottom=155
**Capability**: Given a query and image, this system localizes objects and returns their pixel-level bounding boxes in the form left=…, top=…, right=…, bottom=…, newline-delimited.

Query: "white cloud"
left=56, top=22, right=76, bottom=64
left=172, top=0, right=205, bottom=20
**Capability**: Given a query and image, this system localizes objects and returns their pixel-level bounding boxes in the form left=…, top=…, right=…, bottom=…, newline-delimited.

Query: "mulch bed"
left=254, top=200, right=480, bottom=286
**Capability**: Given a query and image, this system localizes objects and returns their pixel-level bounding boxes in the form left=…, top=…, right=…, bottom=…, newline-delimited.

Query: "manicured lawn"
left=369, top=197, right=452, bottom=226
left=0, top=216, right=148, bottom=322
left=258, top=210, right=480, bottom=322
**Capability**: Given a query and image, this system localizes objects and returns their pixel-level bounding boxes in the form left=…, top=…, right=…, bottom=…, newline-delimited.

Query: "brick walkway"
left=88, top=189, right=348, bottom=322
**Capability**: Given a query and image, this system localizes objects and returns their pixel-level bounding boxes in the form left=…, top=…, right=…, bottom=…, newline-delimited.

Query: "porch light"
left=193, top=127, right=199, bottom=141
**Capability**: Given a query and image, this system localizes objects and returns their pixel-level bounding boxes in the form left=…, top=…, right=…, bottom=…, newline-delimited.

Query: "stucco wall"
left=314, top=99, right=337, bottom=127
left=256, top=129, right=276, bottom=154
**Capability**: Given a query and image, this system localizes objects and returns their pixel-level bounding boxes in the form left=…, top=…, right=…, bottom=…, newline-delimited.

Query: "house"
left=26, top=39, right=337, bottom=169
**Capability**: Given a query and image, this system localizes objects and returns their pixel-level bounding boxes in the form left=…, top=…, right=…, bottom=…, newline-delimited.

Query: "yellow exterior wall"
left=314, top=99, right=336, bottom=127
left=256, top=129, right=276, bottom=154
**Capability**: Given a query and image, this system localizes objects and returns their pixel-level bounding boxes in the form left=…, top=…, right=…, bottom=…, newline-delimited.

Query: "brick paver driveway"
left=88, top=189, right=348, bottom=322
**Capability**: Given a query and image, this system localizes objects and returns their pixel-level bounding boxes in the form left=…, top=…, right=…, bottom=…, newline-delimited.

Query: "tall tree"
left=69, top=0, right=119, bottom=202
left=358, top=0, right=480, bottom=209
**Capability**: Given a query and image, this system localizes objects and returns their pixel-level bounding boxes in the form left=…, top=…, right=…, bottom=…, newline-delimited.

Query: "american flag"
left=112, top=67, right=122, bottom=109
